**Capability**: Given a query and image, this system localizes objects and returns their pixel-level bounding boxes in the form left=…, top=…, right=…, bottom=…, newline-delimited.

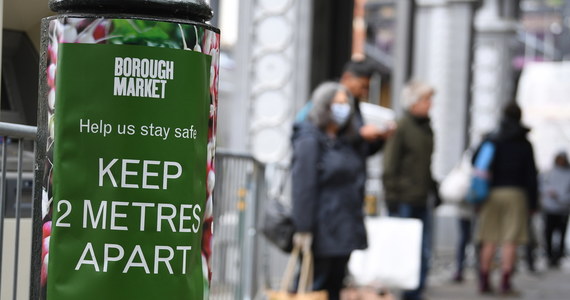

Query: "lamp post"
left=33, top=1, right=220, bottom=299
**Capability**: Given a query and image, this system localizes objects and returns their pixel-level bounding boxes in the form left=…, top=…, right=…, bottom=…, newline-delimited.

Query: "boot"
left=479, top=271, right=493, bottom=294
left=501, top=271, right=520, bottom=296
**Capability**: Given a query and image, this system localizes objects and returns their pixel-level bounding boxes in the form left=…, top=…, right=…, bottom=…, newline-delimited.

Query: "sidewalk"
left=342, top=258, right=570, bottom=300
left=426, top=267, right=570, bottom=300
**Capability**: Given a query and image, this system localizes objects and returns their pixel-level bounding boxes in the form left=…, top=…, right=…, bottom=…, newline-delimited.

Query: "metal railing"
left=0, top=122, right=37, bottom=300
left=211, top=150, right=268, bottom=300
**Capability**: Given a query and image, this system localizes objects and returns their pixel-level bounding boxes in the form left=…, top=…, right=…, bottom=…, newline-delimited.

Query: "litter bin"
left=33, top=1, right=220, bottom=299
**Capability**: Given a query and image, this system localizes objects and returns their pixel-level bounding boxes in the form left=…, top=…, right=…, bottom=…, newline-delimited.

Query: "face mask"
left=330, top=103, right=351, bottom=126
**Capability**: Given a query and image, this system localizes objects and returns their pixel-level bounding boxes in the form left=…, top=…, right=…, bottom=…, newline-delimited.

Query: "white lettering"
left=140, top=59, right=149, bottom=77
left=114, top=77, right=127, bottom=96
left=122, top=58, right=132, bottom=77
left=99, top=158, right=118, bottom=187
left=132, top=202, right=155, bottom=231
left=103, top=244, right=125, bottom=272
left=114, top=57, right=123, bottom=76
left=142, top=160, right=161, bottom=190
left=79, top=119, right=90, bottom=133
left=179, top=204, right=193, bottom=233
left=110, top=201, right=129, bottom=231
left=121, top=159, right=140, bottom=189
left=193, top=205, right=202, bottom=233
left=154, top=246, right=174, bottom=274
left=83, top=200, right=107, bottom=229
left=163, top=161, right=182, bottom=190
left=157, top=203, right=177, bottom=232
left=123, top=245, right=150, bottom=274
left=75, top=243, right=99, bottom=271
left=177, top=246, right=192, bottom=274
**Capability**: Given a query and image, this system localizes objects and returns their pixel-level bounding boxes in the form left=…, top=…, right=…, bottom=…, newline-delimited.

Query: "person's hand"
left=293, top=232, right=313, bottom=252
left=359, top=123, right=396, bottom=142
left=359, top=124, right=380, bottom=142
left=377, top=122, right=396, bottom=140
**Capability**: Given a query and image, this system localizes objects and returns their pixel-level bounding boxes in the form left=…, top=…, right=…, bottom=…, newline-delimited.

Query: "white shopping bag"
left=348, top=217, right=423, bottom=290
left=360, top=102, right=396, bottom=130
left=439, top=152, right=472, bottom=204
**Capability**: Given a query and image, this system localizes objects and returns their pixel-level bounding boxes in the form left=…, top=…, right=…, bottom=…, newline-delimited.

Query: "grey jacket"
left=540, top=166, right=570, bottom=215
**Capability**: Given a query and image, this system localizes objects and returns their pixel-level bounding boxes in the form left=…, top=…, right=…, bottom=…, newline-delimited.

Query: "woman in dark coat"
left=476, top=102, right=538, bottom=296
left=291, top=82, right=366, bottom=300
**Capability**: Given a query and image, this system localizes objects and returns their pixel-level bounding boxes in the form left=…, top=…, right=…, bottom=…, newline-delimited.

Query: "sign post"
left=33, top=1, right=220, bottom=299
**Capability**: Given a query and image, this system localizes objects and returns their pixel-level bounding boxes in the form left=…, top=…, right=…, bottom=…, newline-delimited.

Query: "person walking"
left=382, top=80, right=435, bottom=300
left=476, top=102, right=538, bottom=296
left=291, top=82, right=367, bottom=300
left=540, top=151, right=570, bottom=268
left=452, top=203, right=474, bottom=283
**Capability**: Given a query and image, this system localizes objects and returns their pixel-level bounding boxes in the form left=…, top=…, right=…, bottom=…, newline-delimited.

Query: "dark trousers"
left=312, top=256, right=350, bottom=300
left=544, top=213, right=569, bottom=266
left=456, top=218, right=472, bottom=275
left=526, top=216, right=538, bottom=271
left=393, top=204, right=432, bottom=300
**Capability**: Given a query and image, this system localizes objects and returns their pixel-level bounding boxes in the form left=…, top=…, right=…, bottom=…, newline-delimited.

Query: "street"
left=343, top=256, right=570, bottom=300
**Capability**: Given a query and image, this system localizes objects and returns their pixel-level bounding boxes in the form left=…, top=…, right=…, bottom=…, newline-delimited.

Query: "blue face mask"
left=330, top=103, right=351, bottom=126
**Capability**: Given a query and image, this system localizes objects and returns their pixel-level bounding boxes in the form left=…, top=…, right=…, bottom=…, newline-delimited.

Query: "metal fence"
left=211, top=150, right=266, bottom=300
left=211, top=152, right=292, bottom=300
left=0, top=122, right=37, bottom=300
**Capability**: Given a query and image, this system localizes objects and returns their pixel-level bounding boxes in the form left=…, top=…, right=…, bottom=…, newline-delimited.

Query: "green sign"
left=49, top=43, right=211, bottom=299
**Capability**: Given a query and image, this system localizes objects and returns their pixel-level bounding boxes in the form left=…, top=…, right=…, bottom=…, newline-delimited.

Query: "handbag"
left=266, top=244, right=328, bottom=300
left=261, top=168, right=295, bottom=252
left=439, top=152, right=472, bottom=204
left=466, top=141, right=495, bottom=204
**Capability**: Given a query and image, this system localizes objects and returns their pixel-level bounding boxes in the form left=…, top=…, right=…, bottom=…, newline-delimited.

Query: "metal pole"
left=236, top=164, right=247, bottom=299
left=31, top=17, right=50, bottom=299
left=235, top=0, right=253, bottom=153
left=391, top=0, right=415, bottom=115
left=13, top=139, right=24, bottom=300
left=210, top=0, right=219, bottom=27
left=242, top=163, right=259, bottom=300
left=36, top=1, right=219, bottom=298
left=30, top=138, right=42, bottom=300
left=465, top=1, right=478, bottom=150
left=0, top=123, right=37, bottom=140
left=251, top=162, right=266, bottom=299
left=0, top=138, right=8, bottom=295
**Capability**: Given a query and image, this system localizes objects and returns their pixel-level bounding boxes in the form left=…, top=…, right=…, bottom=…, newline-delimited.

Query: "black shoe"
left=452, top=272, right=464, bottom=283
left=549, top=260, right=560, bottom=269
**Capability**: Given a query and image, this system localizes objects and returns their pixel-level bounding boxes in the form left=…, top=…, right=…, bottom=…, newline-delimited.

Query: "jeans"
left=456, top=218, right=472, bottom=275
left=395, top=204, right=432, bottom=300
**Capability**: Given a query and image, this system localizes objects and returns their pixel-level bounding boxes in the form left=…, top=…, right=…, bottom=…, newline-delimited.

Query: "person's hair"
left=342, top=59, right=375, bottom=78
left=555, top=151, right=569, bottom=167
left=308, top=82, right=354, bottom=130
left=503, top=101, right=522, bottom=122
left=400, top=80, right=434, bottom=109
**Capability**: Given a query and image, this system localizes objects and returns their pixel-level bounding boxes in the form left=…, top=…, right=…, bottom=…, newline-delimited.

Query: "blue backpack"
left=295, top=101, right=313, bottom=123
left=466, top=141, right=495, bottom=204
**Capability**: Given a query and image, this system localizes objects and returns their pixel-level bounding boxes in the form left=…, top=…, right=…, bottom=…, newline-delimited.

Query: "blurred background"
left=1, top=0, right=570, bottom=299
